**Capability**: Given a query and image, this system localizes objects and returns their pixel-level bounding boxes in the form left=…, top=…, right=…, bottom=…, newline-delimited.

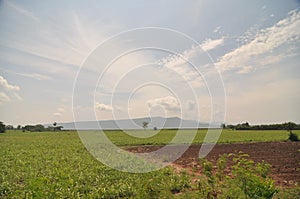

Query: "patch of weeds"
left=197, top=152, right=278, bottom=199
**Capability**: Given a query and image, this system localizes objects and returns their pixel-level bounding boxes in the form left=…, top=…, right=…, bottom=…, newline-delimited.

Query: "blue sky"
left=0, top=0, right=299, bottom=126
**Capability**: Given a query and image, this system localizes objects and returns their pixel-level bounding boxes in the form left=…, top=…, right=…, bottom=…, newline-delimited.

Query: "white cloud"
left=53, top=112, right=62, bottom=117
left=0, top=76, right=20, bottom=91
left=53, top=108, right=64, bottom=118
left=213, top=26, right=221, bottom=33
left=216, top=9, right=300, bottom=73
left=0, top=92, right=10, bottom=104
left=236, top=66, right=253, bottom=74
left=57, top=107, right=65, bottom=112
left=0, top=76, right=21, bottom=104
left=200, top=37, right=224, bottom=51
left=147, top=96, right=180, bottom=112
left=157, top=36, right=224, bottom=89
left=95, top=102, right=113, bottom=111
left=157, top=46, right=204, bottom=88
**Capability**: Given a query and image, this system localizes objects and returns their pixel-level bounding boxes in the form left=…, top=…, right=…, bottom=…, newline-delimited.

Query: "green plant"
left=230, top=152, right=278, bottom=198
left=198, top=155, right=228, bottom=198
left=197, top=152, right=278, bottom=199
left=0, top=131, right=193, bottom=198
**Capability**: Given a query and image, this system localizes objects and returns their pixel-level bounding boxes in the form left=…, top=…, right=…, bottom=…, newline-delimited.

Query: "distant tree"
left=284, top=122, right=299, bottom=142
left=23, top=124, right=44, bottom=132
left=288, top=132, right=299, bottom=141
left=24, top=125, right=34, bottom=131
left=53, top=122, right=58, bottom=131
left=17, top=125, right=21, bottom=130
left=54, top=126, right=63, bottom=131
left=283, top=122, right=297, bottom=133
left=0, top=121, right=5, bottom=133
left=221, top=123, right=226, bottom=129
left=236, top=122, right=251, bottom=130
left=34, top=124, right=45, bottom=132
left=5, top=125, right=14, bottom=130
left=227, top=124, right=235, bottom=130
left=142, top=122, right=149, bottom=129
left=153, top=126, right=158, bottom=130
left=219, top=122, right=300, bottom=131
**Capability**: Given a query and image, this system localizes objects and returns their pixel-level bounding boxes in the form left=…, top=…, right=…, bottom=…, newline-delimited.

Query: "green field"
left=0, top=131, right=191, bottom=198
left=1, top=130, right=299, bottom=198
left=104, top=129, right=300, bottom=146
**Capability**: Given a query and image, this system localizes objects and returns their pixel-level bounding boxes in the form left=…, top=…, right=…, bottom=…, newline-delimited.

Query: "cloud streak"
left=200, top=37, right=224, bottom=51
left=1, top=69, right=52, bottom=81
left=4, top=0, right=40, bottom=22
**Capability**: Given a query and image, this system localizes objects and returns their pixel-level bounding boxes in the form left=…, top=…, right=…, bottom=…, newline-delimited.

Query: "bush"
left=288, top=132, right=299, bottom=142
left=197, top=152, right=278, bottom=199
left=0, top=122, right=5, bottom=133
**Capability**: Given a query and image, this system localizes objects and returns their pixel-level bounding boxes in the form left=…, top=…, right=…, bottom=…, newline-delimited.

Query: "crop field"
left=1, top=130, right=300, bottom=198
left=104, top=129, right=300, bottom=146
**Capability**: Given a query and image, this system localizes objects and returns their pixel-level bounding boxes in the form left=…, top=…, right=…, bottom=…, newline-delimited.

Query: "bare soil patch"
left=127, top=142, right=300, bottom=187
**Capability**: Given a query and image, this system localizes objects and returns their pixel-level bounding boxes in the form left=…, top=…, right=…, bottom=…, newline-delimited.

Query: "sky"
left=0, top=0, right=300, bottom=126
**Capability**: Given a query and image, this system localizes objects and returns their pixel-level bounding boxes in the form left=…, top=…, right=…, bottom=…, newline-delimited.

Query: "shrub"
left=0, top=122, right=5, bottom=133
left=288, top=132, right=299, bottom=141
left=197, top=152, right=278, bottom=199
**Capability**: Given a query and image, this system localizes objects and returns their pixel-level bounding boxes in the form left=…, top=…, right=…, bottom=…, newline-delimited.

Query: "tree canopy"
left=0, top=121, right=5, bottom=133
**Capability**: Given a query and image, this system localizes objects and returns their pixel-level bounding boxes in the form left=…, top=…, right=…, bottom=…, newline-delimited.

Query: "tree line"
left=224, top=122, right=300, bottom=131
left=0, top=121, right=63, bottom=133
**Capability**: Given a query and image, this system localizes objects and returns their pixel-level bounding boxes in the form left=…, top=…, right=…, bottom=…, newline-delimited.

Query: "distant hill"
left=45, top=117, right=219, bottom=130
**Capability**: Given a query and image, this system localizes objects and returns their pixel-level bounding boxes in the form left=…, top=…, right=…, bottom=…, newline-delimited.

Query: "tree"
left=54, top=126, right=63, bottom=131
left=5, top=125, right=14, bottom=130
left=221, top=123, right=226, bottom=129
left=53, top=122, right=57, bottom=131
left=24, top=125, right=34, bottom=131
left=142, top=122, right=149, bottom=129
left=0, top=121, right=5, bottom=133
left=283, top=122, right=297, bottom=133
left=33, top=124, right=45, bottom=132
left=227, top=124, right=235, bottom=130
left=236, top=122, right=251, bottom=130
left=17, top=125, right=21, bottom=130
left=284, top=122, right=299, bottom=141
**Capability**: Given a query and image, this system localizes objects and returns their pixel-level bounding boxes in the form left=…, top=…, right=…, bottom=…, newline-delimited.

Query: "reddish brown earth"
left=127, top=142, right=300, bottom=187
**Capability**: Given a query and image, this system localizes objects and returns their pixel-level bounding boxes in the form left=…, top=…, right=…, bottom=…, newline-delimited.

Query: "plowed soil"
left=127, top=142, right=300, bottom=187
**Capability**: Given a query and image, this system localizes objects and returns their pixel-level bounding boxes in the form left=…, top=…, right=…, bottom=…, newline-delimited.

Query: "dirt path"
left=127, top=142, right=300, bottom=187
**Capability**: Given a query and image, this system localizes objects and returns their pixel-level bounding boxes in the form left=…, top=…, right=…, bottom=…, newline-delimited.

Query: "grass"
left=104, top=129, right=300, bottom=146
left=0, top=129, right=299, bottom=198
